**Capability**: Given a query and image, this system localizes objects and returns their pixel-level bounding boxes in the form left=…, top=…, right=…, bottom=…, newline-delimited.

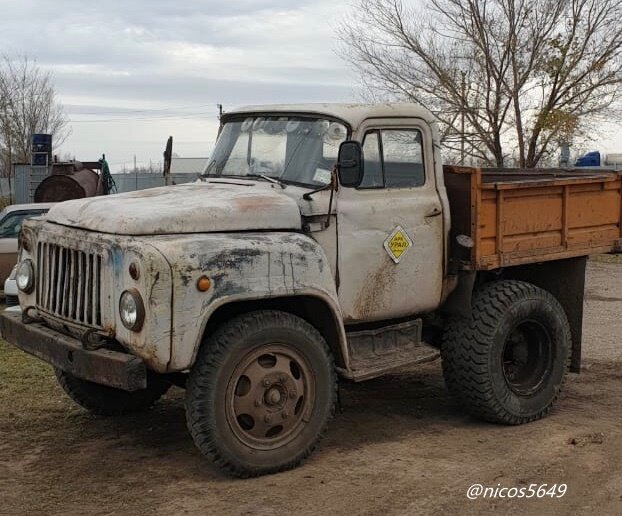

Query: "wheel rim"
left=225, top=343, right=314, bottom=451
left=502, top=319, right=554, bottom=396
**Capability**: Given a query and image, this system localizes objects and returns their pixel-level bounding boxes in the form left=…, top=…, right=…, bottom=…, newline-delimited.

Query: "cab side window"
left=382, top=130, right=425, bottom=188
left=359, top=128, right=426, bottom=189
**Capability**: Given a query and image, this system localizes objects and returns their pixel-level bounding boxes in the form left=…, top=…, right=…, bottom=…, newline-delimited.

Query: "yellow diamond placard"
left=384, top=226, right=413, bottom=263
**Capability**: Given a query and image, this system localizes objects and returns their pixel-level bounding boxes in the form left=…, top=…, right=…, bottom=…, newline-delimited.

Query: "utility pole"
left=460, top=71, right=466, bottom=166
left=217, top=104, right=223, bottom=120
left=163, top=136, right=173, bottom=186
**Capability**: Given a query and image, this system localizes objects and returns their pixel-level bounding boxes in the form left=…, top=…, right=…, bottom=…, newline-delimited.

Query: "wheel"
left=55, top=369, right=171, bottom=416
left=185, top=310, right=337, bottom=478
left=441, top=280, right=571, bottom=424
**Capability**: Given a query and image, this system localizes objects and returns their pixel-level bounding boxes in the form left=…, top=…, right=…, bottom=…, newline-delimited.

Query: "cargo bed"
left=444, top=166, right=622, bottom=270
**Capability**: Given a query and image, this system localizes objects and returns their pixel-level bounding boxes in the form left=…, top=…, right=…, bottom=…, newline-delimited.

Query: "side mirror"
left=337, top=140, right=364, bottom=188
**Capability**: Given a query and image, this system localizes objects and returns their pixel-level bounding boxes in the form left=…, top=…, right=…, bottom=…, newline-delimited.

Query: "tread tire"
left=55, top=370, right=171, bottom=416
left=441, top=280, right=571, bottom=424
left=185, top=310, right=337, bottom=478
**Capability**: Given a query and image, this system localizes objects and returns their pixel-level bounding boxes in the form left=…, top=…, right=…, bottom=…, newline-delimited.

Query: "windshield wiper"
left=245, top=174, right=286, bottom=189
left=201, top=159, right=218, bottom=178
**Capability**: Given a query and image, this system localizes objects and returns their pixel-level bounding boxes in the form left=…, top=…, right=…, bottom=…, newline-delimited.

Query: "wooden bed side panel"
left=478, top=175, right=622, bottom=269
left=444, top=166, right=622, bottom=271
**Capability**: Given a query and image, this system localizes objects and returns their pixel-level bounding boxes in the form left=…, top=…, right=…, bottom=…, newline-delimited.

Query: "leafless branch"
left=0, top=56, right=70, bottom=177
left=339, top=0, right=622, bottom=167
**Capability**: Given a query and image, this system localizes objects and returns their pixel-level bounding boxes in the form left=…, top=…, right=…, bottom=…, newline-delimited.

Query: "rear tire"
left=55, top=370, right=170, bottom=416
left=185, top=310, right=337, bottom=478
left=441, top=280, right=571, bottom=424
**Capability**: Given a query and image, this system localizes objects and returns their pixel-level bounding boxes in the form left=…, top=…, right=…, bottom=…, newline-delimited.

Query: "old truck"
left=2, top=104, right=621, bottom=478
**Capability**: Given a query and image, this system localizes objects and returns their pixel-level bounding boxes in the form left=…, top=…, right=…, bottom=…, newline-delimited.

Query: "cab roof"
left=224, top=103, right=436, bottom=130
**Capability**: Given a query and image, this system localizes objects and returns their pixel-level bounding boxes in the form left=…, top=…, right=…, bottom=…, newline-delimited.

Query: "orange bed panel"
left=443, top=166, right=622, bottom=271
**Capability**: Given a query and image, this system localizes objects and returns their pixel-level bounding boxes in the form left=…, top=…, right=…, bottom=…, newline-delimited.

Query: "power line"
left=67, top=103, right=217, bottom=116
left=68, top=113, right=219, bottom=123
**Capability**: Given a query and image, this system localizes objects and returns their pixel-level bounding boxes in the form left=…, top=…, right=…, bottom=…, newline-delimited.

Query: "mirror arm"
left=301, top=168, right=338, bottom=230
left=324, top=168, right=338, bottom=228
left=302, top=166, right=338, bottom=201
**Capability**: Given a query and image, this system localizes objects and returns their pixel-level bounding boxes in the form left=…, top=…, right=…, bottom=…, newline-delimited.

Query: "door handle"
left=426, top=207, right=442, bottom=217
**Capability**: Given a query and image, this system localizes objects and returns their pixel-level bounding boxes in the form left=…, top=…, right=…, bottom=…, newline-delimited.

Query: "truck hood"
left=45, top=180, right=303, bottom=235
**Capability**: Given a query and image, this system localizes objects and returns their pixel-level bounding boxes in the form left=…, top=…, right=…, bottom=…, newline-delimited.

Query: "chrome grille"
left=36, top=242, right=103, bottom=327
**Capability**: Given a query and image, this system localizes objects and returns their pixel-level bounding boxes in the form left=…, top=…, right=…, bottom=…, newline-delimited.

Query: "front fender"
left=149, top=232, right=345, bottom=371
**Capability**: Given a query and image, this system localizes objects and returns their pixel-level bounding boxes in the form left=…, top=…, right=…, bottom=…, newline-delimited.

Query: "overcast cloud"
left=1, top=0, right=620, bottom=170
left=1, top=0, right=356, bottom=170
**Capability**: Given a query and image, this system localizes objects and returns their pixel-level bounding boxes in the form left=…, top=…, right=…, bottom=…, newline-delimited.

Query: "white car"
left=4, top=264, right=18, bottom=307
left=0, top=203, right=55, bottom=285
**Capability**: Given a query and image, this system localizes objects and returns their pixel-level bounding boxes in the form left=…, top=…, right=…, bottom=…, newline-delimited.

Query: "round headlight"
left=119, top=289, right=145, bottom=331
left=16, top=259, right=35, bottom=293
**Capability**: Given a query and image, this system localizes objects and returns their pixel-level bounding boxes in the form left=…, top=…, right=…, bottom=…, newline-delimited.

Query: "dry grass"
left=0, top=338, right=58, bottom=415
left=590, top=253, right=622, bottom=264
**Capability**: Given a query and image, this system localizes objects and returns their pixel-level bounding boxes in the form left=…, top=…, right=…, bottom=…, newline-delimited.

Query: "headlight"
left=119, top=289, right=145, bottom=331
left=16, top=259, right=35, bottom=293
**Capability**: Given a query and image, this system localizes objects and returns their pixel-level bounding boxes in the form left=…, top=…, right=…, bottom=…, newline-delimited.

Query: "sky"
left=1, top=0, right=621, bottom=171
left=0, top=0, right=357, bottom=171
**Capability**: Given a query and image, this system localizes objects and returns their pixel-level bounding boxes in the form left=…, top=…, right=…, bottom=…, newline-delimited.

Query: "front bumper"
left=0, top=310, right=147, bottom=391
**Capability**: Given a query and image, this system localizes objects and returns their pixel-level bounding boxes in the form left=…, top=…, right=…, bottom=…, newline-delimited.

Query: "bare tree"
left=0, top=56, right=69, bottom=177
left=340, top=0, right=622, bottom=167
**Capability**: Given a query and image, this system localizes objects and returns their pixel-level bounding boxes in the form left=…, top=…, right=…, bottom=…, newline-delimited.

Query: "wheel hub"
left=265, top=387, right=282, bottom=406
left=502, top=319, right=553, bottom=396
left=226, top=344, right=314, bottom=450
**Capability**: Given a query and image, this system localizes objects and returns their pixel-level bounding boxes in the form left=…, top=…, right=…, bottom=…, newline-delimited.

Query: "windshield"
left=204, top=116, right=348, bottom=187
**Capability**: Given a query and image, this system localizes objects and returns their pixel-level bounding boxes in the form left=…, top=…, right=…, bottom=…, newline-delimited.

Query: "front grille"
left=36, top=242, right=103, bottom=327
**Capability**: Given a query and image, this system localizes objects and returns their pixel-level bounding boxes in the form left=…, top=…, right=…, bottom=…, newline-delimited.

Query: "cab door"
left=336, top=118, right=444, bottom=323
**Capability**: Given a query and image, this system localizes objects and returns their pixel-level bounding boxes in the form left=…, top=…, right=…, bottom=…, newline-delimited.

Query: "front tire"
left=55, top=370, right=171, bottom=416
left=441, top=280, right=571, bottom=424
left=185, top=310, right=337, bottom=478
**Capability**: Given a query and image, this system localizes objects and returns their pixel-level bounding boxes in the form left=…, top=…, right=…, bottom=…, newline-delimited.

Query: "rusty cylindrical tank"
left=34, top=166, right=103, bottom=203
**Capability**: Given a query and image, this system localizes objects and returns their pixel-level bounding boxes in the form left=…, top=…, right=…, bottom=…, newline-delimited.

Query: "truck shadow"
left=48, top=361, right=470, bottom=469
left=328, top=361, right=470, bottom=451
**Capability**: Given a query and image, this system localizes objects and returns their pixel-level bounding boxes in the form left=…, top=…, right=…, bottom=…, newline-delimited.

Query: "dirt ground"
left=1, top=258, right=621, bottom=516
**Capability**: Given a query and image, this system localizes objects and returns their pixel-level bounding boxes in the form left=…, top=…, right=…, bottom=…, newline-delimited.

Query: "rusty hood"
left=45, top=180, right=303, bottom=235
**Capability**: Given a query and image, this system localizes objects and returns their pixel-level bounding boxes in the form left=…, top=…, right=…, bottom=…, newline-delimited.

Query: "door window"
left=359, top=129, right=425, bottom=188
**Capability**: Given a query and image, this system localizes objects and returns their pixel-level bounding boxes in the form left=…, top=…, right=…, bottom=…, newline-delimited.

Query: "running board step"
left=343, top=319, right=439, bottom=382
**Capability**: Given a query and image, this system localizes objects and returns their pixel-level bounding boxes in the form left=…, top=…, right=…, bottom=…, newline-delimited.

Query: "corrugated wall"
left=112, top=173, right=199, bottom=194
left=12, top=166, right=200, bottom=204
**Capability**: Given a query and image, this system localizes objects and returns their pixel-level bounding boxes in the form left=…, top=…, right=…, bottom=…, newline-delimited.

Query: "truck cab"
left=2, top=103, right=620, bottom=478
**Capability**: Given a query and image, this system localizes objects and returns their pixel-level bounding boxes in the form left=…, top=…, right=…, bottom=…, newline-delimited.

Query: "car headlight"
left=119, top=289, right=145, bottom=331
left=16, top=259, right=35, bottom=293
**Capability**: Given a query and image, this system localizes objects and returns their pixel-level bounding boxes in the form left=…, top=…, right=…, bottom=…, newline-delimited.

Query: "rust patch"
left=352, top=256, right=398, bottom=320
left=231, top=194, right=291, bottom=213
left=231, top=195, right=265, bottom=212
